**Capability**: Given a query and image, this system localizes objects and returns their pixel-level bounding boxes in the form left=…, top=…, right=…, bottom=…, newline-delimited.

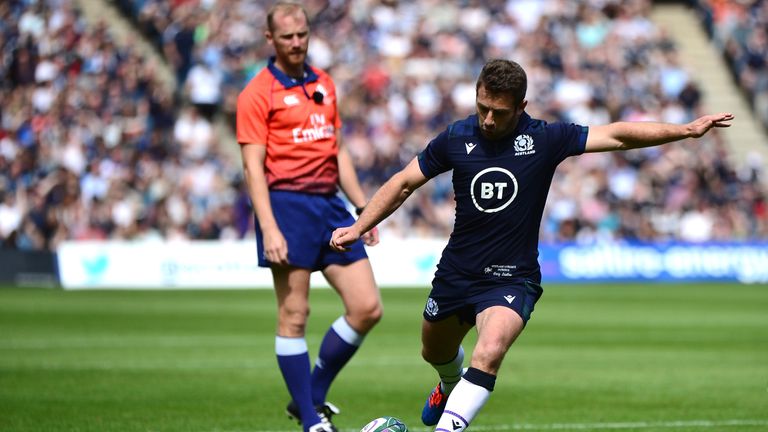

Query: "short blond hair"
left=267, top=1, right=309, bottom=32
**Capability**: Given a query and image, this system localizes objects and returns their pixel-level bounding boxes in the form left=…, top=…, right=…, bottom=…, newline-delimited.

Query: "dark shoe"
left=316, top=401, right=340, bottom=429
left=421, top=383, right=447, bottom=426
left=286, top=401, right=340, bottom=431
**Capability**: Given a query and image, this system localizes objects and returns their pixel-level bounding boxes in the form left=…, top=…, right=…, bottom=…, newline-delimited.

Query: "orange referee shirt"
left=237, top=58, right=341, bottom=194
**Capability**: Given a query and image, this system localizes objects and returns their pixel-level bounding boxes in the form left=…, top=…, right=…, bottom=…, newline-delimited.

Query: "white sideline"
left=431, top=419, right=768, bottom=431
left=244, top=419, right=768, bottom=432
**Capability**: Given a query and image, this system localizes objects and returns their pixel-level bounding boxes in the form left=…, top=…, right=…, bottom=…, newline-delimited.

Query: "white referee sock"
left=435, top=368, right=495, bottom=432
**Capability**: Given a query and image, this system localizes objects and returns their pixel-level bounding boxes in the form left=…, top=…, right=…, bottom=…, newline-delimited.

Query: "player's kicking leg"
left=432, top=306, right=525, bottom=432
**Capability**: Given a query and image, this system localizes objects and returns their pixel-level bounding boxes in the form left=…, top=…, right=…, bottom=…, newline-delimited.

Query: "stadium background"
left=1, top=0, right=767, bottom=431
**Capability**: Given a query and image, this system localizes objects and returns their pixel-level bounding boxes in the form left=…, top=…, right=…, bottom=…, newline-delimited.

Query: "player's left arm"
left=336, top=129, right=379, bottom=246
left=584, top=112, right=734, bottom=153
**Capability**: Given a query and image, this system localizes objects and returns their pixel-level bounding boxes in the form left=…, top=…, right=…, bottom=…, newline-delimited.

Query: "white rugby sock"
left=435, top=368, right=494, bottom=432
left=431, top=346, right=464, bottom=395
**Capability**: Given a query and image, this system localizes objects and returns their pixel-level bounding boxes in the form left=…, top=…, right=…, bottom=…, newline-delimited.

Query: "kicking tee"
left=418, top=112, right=588, bottom=284
left=237, top=58, right=341, bottom=194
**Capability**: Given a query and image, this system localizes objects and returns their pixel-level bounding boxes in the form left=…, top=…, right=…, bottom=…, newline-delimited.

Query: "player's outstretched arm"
left=330, top=157, right=428, bottom=251
left=584, top=112, right=734, bottom=153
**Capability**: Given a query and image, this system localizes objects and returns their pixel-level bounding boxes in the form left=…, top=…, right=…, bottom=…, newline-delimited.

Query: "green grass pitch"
left=1, top=284, right=766, bottom=431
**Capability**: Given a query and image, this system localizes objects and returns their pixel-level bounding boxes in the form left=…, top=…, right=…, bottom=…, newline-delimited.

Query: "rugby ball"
left=360, top=416, right=408, bottom=432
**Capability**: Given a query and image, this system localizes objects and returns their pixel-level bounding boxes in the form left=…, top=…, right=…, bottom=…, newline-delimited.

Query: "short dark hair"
left=476, top=59, right=527, bottom=104
left=267, top=1, right=309, bottom=33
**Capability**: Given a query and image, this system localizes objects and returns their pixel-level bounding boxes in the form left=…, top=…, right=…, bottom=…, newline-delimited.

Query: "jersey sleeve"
left=236, top=82, right=270, bottom=145
left=417, top=128, right=452, bottom=178
left=547, top=122, right=589, bottom=163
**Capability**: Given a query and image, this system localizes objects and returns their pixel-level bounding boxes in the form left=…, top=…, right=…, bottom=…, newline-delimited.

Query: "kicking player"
left=237, top=2, right=381, bottom=432
left=330, top=59, right=733, bottom=431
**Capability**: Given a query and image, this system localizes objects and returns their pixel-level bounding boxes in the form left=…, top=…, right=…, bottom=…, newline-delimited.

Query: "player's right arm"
left=330, top=157, right=428, bottom=251
left=241, top=143, right=289, bottom=265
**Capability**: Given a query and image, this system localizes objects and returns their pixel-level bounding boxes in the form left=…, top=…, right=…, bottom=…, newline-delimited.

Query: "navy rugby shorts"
left=255, top=190, right=367, bottom=271
left=423, top=275, right=543, bottom=325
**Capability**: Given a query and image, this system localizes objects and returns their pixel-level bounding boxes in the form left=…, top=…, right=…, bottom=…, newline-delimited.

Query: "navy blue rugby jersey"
left=417, top=112, right=588, bottom=284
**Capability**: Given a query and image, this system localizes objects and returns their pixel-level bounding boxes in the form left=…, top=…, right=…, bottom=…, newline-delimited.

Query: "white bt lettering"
left=470, top=167, right=518, bottom=213
left=480, top=182, right=508, bottom=199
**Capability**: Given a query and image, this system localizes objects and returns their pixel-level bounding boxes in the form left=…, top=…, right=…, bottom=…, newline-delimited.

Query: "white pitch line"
left=446, top=419, right=768, bottom=431
left=229, top=419, right=768, bottom=432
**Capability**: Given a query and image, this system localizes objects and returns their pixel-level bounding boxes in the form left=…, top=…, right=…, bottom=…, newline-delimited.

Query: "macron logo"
left=465, top=142, right=477, bottom=154
left=504, top=295, right=516, bottom=304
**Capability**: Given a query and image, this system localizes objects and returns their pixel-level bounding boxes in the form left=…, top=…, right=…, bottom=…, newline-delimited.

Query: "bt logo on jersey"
left=480, top=182, right=509, bottom=199
left=470, top=167, right=518, bottom=213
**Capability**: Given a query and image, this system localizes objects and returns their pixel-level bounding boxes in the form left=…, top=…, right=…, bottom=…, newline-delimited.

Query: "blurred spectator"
left=697, top=0, right=768, bottom=131
left=173, top=105, right=214, bottom=159
left=0, top=0, right=245, bottom=251
left=184, top=54, right=223, bottom=121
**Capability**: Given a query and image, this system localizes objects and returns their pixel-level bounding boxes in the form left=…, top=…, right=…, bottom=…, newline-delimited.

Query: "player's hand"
left=330, top=226, right=360, bottom=252
left=263, top=227, right=289, bottom=265
left=689, top=112, right=734, bottom=138
left=361, top=226, right=379, bottom=246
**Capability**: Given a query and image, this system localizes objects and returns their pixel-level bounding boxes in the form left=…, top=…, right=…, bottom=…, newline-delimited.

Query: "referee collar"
left=267, top=56, right=319, bottom=89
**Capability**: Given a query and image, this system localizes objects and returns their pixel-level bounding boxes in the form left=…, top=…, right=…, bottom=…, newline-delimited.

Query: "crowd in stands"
left=0, top=0, right=248, bottom=251
left=696, top=0, right=768, bottom=132
left=1, top=0, right=766, bottom=252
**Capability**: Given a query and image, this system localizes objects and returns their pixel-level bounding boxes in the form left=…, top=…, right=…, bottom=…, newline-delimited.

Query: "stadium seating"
left=694, top=0, right=768, bottom=132
left=1, top=0, right=766, bottom=252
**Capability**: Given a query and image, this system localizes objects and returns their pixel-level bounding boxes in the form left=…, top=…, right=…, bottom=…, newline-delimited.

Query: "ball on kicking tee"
left=360, top=416, right=408, bottom=432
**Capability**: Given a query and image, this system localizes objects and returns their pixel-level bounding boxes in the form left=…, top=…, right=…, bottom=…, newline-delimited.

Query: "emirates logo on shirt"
left=291, top=113, right=334, bottom=143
